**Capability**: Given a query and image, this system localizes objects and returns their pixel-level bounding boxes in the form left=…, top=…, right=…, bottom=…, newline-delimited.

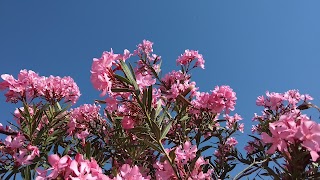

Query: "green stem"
left=158, top=140, right=182, bottom=180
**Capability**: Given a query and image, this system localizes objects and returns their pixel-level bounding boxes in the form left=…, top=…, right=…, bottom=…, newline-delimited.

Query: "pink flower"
left=27, top=145, right=40, bottom=158
left=190, top=157, right=212, bottom=180
left=69, top=159, right=92, bottom=179
left=226, top=137, right=238, bottom=147
left=256, top=95, right=265, bottom=106
left=295, top=121, right=320, bottom=161
left=175, top=141, right=197, bottom=164
left=284, top=89, right=301, bottom=106
left=134, top=40, right=154, bottom=55
left=47, top=154, right=71, bottom=178
left=76, top=130, right=90, bottom=144
left=120, top=49, right=132, bottom=61
left=238, top=123, right=244, bottom=133
left=122, top=116, right=135, bottom=130
left=91, top=49, right=119, bottom=96
left=260, top=91, right=284, bottom=110
left=136, top=73, right=156, bottom=89
left=0, top=70, right=80, bottom=103
left=154, top=160, right=175, bottom=180
left=118, top=164, right=150, bottom=180
left=261, top=121, right=292, bottom=154
left=42, top=76, right=81, bottom=104
left=35, top=168, right=47, bottom=180
left=161, top=70, right=197, bottom=100
left=4, top=133, right=25, bottom=149
left=14, top=149, right=35, bottom=165
left=36, top=154, right=108, bottom=180
left=176, top=49, right=205, bottom=69
left=68, top=104, right=102, bottom=138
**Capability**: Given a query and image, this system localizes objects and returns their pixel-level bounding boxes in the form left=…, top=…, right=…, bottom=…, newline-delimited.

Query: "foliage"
left=0, top=40, right=320, bottom=179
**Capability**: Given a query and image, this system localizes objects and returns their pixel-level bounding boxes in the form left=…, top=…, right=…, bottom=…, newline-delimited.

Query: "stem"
left=158, top=140, right=182, bottom=180
left=233, top=158, right=268, bottom=180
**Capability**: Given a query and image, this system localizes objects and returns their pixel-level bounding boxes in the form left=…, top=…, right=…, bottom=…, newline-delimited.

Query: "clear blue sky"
left=1, top=1, right=320, bottom=178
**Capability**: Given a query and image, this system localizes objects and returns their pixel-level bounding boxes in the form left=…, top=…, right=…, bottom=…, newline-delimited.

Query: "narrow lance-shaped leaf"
left=160, top=121, right=172, bottom=141
left=114, top=74, right=132, bottom=85
left=150, top=119, right=161, bottom=141
left=147, top=85, right=153, bottom=112
left=119, top=60, right=139, bottom=91
left=155, top=100, right=162, bottom=118
left=86, top=142, right=92, bottom=159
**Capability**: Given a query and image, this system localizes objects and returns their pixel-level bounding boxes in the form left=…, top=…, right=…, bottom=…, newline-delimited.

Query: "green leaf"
left=147, top=85, right=153, bottom=112
left=86, top=142, right=91, bottom=159
left=142, top=88, right=147, bottom=110
left=180, top=115, right=189, bottom=122
left=155, top=100, right=162, bottom=118
left=119, top=60, right=139, bottom=90
left=23, top=166, right=31, bottom=180
left=114, top=74, right=132, bottom=85
left=160, top=121, right=172, bottom=141
left=55, top=101, right=62, bottom=111
left=62, top=145, right=71, bottom=156
left=128, top=63, right=137, bottom=81
left=150, top=119, right=161, bottom=141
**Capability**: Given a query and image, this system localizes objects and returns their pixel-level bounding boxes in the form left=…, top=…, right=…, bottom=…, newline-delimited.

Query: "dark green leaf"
left=160, top=121, right=172, bottom=140
left=114, top=74, right=132, bottom=85
left=147, top=85, right=153, bottom=112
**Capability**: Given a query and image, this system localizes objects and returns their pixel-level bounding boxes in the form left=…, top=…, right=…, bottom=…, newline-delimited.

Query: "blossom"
left=176, top=49, right=205, bottom=69
left=68, top=104, right=101, bottom=135
left=134, top=40, right=154, bottom=55
left=261, top=121, right=292, bottom=154
left=0, top=70, right=80, bottom=104
left=295, top=121, right=320, bottom=161
left=161, top=70, right=197, bottom=100
left=192, top=85, right=237, bottom=114
left=175, top=141, right=197, bottom=164
left=226, top=137, right=238, bottom=147
left=91, top=50, right=120, bottom=96
left=4, top=133, right=25, bottom=149
left=36, top=154, right=108, bottom=180
left=136, top=73, right=156, bottom=89
left=121, top=116, right=135, bottom=130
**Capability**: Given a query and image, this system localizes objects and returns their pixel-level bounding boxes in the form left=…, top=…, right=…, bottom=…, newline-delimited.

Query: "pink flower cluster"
left=91, top=41, right=160, bottom=97
left=36, top=154, right=108, bottom=180
left=1, top=133, right=39, bottom=166
left=256, top=89, right=313, bottom=110
left=68, top=104, right=104, bottom=143
left=215, top=137, right=238, bottom=159
left=161, top=70, right=197, bottom=100
left=224, top=113, right=244, bottom=132
left=254, top=90, right=320, bottom=161
left=112, top=164, right=151, bottom=180
left=91, top=49, right=127, bottom=97
left=154, top=141, right=213, bottom=179
left=261, top=112, right=320, bottom=161
left=192, top=85, right=237, bottom=114
left=37, top=154, right=152, bottom=180
left=176, top=49, right=205, bottom=69
left=134, top=40, right=154, bottom=57
left=0, top=70, right=80, bottom=104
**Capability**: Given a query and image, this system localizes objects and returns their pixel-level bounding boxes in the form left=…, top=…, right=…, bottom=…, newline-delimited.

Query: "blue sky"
left=1, top=1, right=320, bottom=178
